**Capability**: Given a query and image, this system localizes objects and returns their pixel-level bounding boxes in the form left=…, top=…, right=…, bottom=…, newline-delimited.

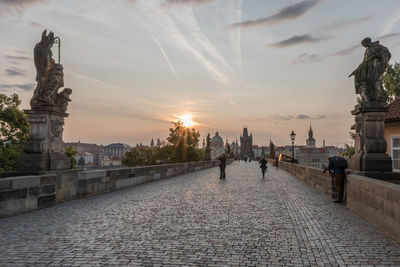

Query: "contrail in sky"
left=151, top=33, right=178, bottom=80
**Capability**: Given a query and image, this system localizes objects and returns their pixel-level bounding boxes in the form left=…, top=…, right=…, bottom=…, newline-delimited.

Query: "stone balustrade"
left=0, top=160, right=230, bottom=218
left=272, top=159, right=400, bottom=243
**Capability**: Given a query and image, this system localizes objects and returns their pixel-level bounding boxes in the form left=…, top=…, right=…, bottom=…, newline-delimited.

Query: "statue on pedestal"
left=17, top=30, right=72, bottom=171
left=349, top=37, right=392, bottom=172
left=30, top=30, right=71, bottom=113
left=205, top=133, right=211, bottom=160
left=349, top=37, right=391, bottom=104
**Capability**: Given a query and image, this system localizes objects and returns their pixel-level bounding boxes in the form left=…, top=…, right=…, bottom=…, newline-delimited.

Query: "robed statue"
left=349, top=37, right=391, bottom=103
left=30, top=30, right=71, bottom=113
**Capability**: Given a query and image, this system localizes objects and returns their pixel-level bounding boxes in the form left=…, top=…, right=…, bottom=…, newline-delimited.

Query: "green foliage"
left=342, top=143, right=355, bottom=160
left=122, top=121, right=204, bottom=167
left=65, top=146, right=77, bottom=168
left=166, top=121, right=202, bottom=163
left=0, top=93, right=29, bottom=175
left=122, top=148, right=148, bottom=167
left=383, top=62, right=400, bottom=103
left=78, top=156, right=86, bottom=166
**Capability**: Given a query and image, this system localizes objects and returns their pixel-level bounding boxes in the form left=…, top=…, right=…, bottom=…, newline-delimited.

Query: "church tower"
left=306, top=124, right=316, bottom=147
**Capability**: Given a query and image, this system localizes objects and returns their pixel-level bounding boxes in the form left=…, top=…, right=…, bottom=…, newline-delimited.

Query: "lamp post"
left=290, top=130, right=296, bottom=163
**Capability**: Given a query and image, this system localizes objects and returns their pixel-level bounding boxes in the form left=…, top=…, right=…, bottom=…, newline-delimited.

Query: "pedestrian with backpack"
left=327, top=156, right=348, bottom=203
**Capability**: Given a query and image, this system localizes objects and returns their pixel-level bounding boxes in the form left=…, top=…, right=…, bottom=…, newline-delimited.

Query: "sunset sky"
left=1, top=0, right=400, bottom=147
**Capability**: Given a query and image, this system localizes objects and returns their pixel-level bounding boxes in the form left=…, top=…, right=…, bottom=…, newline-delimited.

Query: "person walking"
left=275, top=157, right=279, bottom=168
left=259, top=157, right=268, bottom=179
left=218, top=153, right=226, bottom=179
left=327, top=156, right=348, bottom=203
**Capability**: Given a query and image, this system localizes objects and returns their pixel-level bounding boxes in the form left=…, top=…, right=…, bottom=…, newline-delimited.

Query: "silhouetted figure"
left=218, top=153, right=226, bottom=179
left=328, top=156, right=348, bottom=203
left=259, top=157, right=268, bottom=179
left=275, top=157, right=279, bottom=168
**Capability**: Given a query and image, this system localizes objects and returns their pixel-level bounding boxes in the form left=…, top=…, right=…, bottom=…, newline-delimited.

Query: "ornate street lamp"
left=290, top=130, right=296, bottom=162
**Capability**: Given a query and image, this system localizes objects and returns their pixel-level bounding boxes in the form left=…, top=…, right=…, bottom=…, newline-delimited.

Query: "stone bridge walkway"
left=1, top=162, right=400, bottom=266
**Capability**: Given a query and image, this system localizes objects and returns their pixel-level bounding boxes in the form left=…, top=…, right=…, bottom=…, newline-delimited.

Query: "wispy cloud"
left=297, top=114, right=310, bottom=119
left=330, top=44, right=359, bottom=57
left=5, top=55, right=30, bottom=61
left=381, top=7, right=400, bottom=35
left=379, top=32, right=400, bottom=40
left=293, top=53, right=322, bottom=64
left=0, top=83, right=35, bottom=91
left=272, top=113, right=326, bottom=121
left=5, top=68, right=25, bottom=76
left=270, top=35, right=327, bottom=48
left=0, top=0, right=48, bottom=16
left=162, top=0, right=215, bottom=8
left=331, top=33, right=400, bottom=57
left=153, top=2, right=234, bottom=84
left=319, top=16, right=374, bottom=32
left=150, top=33, right=178, bottom=80
left=229, top=0, right=320, bottom=29
left=30, top=21, right=45, bottom=28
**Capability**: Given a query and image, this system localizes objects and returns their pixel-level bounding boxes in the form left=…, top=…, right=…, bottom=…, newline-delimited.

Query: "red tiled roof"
left=386, top=97, right=400, bottom=122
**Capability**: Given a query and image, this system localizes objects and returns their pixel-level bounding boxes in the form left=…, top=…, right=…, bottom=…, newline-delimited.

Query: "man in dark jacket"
left=218, top=153, right=226, bottom=179
left=328, top=156, right=348, bottom=203
left=259, top=157, right=268, bottom=179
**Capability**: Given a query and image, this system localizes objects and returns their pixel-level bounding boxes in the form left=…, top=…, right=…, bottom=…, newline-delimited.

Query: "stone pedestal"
left=350, top=103, right=392, bottom=172
left=17, top=110, right=70, bottom=171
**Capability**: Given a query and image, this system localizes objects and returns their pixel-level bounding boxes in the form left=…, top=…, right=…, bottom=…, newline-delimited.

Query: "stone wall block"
left=40, top=174, right=56, bottom=185
left=12, top=176, right=40, bottom=190
left=0, top=189, right=27, bottom=201
left=0, top=180, right=12, bottom=190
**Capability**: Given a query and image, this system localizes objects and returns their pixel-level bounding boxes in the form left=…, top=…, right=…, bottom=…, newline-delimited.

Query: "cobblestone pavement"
left=1, top=162, right=400, bottom=266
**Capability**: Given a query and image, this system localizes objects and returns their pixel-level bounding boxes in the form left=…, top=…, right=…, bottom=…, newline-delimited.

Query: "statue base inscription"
left=17, top=110, right=70, bottom=171
left=350, top=103, right=392, bottom=172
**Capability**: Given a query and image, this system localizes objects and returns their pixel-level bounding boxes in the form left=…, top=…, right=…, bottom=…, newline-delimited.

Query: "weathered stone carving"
left=349, top=37, right=391, bottom=104
left=349, top=38, right=392, bottom=172
left=17, top=30, right=72, bottom=171
left=30, top=30, right=72, bottom=112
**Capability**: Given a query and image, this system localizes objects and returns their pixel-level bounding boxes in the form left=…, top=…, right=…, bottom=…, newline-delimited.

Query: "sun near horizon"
left=180, top=114, right=195, bottom=128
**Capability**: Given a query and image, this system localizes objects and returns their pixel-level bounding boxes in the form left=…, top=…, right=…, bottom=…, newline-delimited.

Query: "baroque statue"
left=17, top=30, right=73, bottom=171
left=30, top=30, right=71, bottom=113
left=349, top=37, right=391, bottom=104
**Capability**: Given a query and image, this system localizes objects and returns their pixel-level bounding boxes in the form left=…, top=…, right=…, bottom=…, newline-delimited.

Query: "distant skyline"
left=1, top=0, right=400, bottom=147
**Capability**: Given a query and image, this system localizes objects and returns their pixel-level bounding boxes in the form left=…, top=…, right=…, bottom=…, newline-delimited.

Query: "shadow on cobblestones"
left=0, top=161, right=399, bottom=266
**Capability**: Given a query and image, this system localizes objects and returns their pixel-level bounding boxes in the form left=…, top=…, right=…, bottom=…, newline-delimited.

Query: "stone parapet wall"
left=0, top=160, right=230, bottom=218
left=271, top=159, right=400, bottom=243
left=268, top=159, right=332, bottom=197
left=347, top=174, right=400, bottom=243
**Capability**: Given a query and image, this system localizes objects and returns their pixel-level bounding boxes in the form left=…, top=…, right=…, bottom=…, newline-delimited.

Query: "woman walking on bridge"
left=259, top=157, right=268, bottom=179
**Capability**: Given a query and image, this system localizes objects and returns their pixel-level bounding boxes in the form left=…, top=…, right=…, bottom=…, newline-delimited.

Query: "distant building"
left=385, top=97, right=400, bottom=172
left=101, top=155, right=123, bottom=167
left=210, top=132, right=224, bottom=160
left=230, top=139, right=240, bottom=158
left=240, top=127, right=254, bottom=159
left=253, top=145, right=268, bottom=159
left=296, top=126, right=339, bottom=168
left=104, top=143, right=131, bottom=158
left=306, top=125, right=316, bottom=147
left=75, top=152, right=94, bottom=166
left=64, top=141, right=104, bottom=166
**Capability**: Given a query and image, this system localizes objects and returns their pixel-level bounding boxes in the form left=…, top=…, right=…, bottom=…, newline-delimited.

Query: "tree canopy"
left=383, top=61, right=400, bottom=103
left=122, top=121, right=203, bottom=167
left=0, top=93, right=29, bottom=175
